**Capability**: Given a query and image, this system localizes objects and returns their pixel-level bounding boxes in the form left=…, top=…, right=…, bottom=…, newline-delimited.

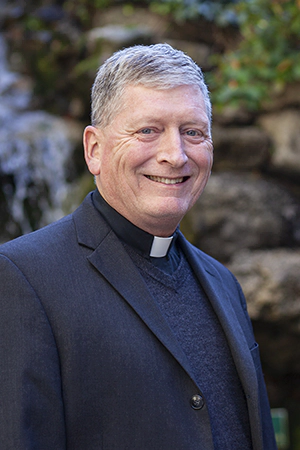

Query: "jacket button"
left=190, top=394, right=204, bottom=410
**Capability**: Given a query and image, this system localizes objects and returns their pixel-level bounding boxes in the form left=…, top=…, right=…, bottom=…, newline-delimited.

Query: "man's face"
left=84, top=84, right=213, bottom=236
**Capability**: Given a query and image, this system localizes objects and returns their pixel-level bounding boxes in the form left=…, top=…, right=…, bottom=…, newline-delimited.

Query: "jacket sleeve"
left=0, top=254, right=66, bottom=449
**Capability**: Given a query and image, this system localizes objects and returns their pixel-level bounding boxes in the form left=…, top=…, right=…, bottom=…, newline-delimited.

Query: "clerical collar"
left=92, top=189, right=177, bottom=258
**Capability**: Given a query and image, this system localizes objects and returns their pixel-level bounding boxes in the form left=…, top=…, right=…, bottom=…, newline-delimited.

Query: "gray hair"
left=91, top=43, right=211, bottom=128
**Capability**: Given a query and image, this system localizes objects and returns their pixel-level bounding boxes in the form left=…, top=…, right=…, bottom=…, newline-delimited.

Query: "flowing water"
left=0, top=33, right=74, bottom=241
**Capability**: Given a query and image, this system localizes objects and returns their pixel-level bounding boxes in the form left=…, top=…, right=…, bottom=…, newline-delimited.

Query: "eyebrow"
left=131, top=115, right=210, bottom=127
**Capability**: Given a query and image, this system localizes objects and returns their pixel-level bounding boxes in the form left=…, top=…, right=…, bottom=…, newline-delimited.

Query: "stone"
left=213, top=105, right=256, bottom=126
left=212, top=125, right=270, bottom=170
left=227, top=249, right=300, bottom=377
left=228, top=249, right=300, bottom=329
left=263, top=82, right=300, bottom=111
left=92, top=5, right=168, bottom=39
left=87, top=25, right=152, bottom=49
left=259, top=109, right=300, bottom=175
left=183, top=172, right=300, bottom=262
left=164, top=38, right=212, bottom=70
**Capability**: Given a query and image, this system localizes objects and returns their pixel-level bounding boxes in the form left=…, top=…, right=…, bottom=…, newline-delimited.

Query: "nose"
left=156, top=130, right=188, bottom=167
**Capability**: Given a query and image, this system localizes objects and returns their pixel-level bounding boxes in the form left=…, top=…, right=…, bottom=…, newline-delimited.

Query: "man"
left=0, top=44, right=276, bottom=449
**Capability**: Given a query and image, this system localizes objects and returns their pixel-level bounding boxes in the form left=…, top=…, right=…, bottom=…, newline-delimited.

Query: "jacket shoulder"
left=0, top=213, right=74, bottom=259
left=0, top=192, right=98, bottom=262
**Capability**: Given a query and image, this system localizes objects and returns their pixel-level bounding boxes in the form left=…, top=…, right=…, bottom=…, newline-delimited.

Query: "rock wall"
left=1, top=2, right=300, bottom=446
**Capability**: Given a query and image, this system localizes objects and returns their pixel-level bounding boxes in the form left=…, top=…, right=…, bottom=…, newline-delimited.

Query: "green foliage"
left=10, top=0, right=300, bottom=116
left=149, top=0, right=239, bottom=24
left=150, top=0, right=300, bottom=112
left=8, top=0, right=113, bottom=117
left=208, top=0, right=300, bottom=112
left=63, top=0, right=112, bottom=26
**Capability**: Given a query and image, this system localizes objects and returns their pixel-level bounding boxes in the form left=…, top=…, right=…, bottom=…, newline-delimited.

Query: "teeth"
left=146, top=175, right=184, bottom=185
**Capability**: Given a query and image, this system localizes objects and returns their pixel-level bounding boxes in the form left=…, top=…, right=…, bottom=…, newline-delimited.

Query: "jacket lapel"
left=73, top=194, right=198, bottom=387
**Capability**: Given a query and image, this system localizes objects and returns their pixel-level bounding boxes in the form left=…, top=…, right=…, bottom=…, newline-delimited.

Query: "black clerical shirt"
left=92, top=189, right=181, bottom=274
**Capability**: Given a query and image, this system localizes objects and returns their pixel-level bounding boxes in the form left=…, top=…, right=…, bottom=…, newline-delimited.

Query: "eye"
left=181, top=127, right=209, bottom=144
left=136, top=127, right=159, bottom=141
left=139, top=128, right=153, bottom=134
left=185, top=129, right=200, bottom=137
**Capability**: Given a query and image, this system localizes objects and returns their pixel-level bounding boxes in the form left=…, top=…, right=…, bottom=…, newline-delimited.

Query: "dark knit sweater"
left=124, top=243, right=253, bottom=450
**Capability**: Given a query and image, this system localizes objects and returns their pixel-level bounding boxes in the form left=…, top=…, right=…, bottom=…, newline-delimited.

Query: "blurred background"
left=0, top=0, right=299, bottom=447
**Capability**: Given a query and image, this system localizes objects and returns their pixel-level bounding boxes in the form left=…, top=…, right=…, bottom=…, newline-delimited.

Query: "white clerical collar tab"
left=150, top=235, right=174, bottom=258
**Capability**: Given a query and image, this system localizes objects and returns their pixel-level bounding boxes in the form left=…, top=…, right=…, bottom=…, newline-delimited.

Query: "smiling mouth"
left=145, top=175, right=189, bottom=185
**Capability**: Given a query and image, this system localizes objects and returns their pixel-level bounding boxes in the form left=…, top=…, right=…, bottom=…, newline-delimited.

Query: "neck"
left=92, top=189, right=179, bottom=259
left=119, top=213, right=178, bottom=238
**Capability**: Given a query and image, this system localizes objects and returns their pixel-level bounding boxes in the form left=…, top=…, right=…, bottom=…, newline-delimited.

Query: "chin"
left=147, top=205, right=188, bottom=223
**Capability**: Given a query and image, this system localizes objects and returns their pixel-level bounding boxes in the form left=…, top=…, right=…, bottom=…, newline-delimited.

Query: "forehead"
left=119, top=84, right=208, bottom=122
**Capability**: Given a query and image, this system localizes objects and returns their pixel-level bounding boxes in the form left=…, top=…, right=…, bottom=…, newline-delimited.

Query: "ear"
left=83, top=125, right=102, bottom=176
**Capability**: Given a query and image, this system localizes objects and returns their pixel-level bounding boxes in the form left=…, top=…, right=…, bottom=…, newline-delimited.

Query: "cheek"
left=102, top=153, right=137, bottom=194
left=191, top=153, right=213, bottom=194
left=204, top=145, right=214, bottom=167
left=118, top=146, right=151, bottom=178
left=194, top=151, right=213, bottom=173
left=97, top=152, right=120, bottom=192
left=206, top=156, right=213, bottom=175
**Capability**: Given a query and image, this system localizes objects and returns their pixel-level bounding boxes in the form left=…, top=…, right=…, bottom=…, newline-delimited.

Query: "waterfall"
left=0, top=33, right=74, bottom=241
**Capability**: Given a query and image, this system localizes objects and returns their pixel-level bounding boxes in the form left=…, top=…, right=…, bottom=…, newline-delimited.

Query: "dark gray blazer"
left=0, top=192, right=277, bottom=449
